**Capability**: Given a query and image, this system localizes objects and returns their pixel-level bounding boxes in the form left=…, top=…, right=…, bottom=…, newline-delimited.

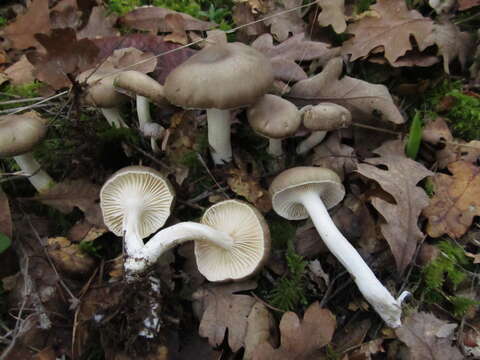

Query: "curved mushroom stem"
left=207, top=108, right=232, bottom=165
left=123, top=208, right=147, bottom=256
left=296, top=131, right=327, bottom=155
left=136, top=95, right=165, bottom=154
left=13, top=153, right=55, bottom=193
left=297, top=190, right=407, bottom=328
left=268, top=139, right=283, bottom=157
left=124, top=222, right=234, bottom=278
left=101, top=108, right=128, bottom=128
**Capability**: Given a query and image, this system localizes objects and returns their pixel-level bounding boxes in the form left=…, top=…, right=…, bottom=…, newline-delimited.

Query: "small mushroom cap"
left=0, top=111, right=48, bottom=157
left=269, top=167, right=345, bottom=220
left=302, top=103, right=352, bottom=131
left=247, top=94, right=301, bottom=139
left=164, top=42, right=274, bottom=110
left=100, top=166, right=175, bottom=237
left=196, top=200, right=270, bottom=282
left=113, top=70, right=170, bottom=107
left=78, top=70, right=127, bottom=108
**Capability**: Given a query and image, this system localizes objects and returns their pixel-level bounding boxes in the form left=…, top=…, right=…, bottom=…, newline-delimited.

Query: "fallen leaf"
left=0, top=188, right=12, bottom=239
left=27, top=28, right=99, bottom=89
left=357, top=140, right=433, bottom=273
left=119, top=6, right=215, bottom=33
left=251, top=33, right=340, bottom=81
left=396, top=312, right=463, bottom=360
left=67, top=221, right=107, bottom=243
left=232, top=3, right=269, bottom=40
left=349, top=339, right=384, bottom=360
left=32, top=346, right=56, bottom=360
left=235, top=0, right=269, bottom=14
left=193, top=281, right=257, bottom=352
left=341, top=0, right=433, bottom=64
left=4, top=55, right=35, bottom=85
left=77, top=6, right=119, bottom=39
left=422, top=117, right=453, bottom=144
left=243, top=302, right=277, bottom=360
left=3, top=0, right=51, bottom=49
left=333, top=318, right=372, bottom=353
left=89, top=46, right=157, bottom=74
left=458, top=0, right=480, bottom=10
left=262, top=0, right=305, bottom=42
left=437, top=140, right=480, bottom=168
left=252, top=302, right=336, bottom=359
left=47, top=237, right=96, bottom=276
left=50, top=3, right=81, bottom=29
left=288, top=57, right=405, bottom=124
left=164, top=13, right=189, bottom=45
left=316, top=0, right=347, bottom=33
left=423, top=161, right=480, bottom=239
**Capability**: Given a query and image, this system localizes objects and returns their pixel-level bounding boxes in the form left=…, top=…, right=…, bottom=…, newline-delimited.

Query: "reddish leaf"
left=0, top=188, right=12, bottom=239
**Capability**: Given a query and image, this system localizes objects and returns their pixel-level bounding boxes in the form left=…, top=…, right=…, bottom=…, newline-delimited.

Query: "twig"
left=196, top=153, right=230, bottom=198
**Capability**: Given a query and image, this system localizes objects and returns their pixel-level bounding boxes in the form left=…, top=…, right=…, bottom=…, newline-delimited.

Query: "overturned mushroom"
left=269, top=166, right=408, bottom=328
left=0, top=112, right=55, bottom=193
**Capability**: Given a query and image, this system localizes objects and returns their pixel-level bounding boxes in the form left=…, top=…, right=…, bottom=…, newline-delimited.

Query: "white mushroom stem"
left=13, top=153, right=54, bottom=193
left=123, top=208, right=147, bottom=256
left=296, top=131, right=327, bottom=155
left=206, top=108, right=232, bottom=165
left=101, top=108, right=128, bottom=128
left=268, top=139, right=283, bottom=157
left=124, top=222, right=234, bottom=277
left=136, top=96, right=166, bottom=153
left=297, top=190, right=408, bottom=328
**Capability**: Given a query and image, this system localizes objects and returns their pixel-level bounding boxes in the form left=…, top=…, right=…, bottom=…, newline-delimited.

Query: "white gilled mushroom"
left=114, top=71, right=170, bottom=153
left=247, top=94, right=301, bottom=157
left=269, top=166, right=408, bottom=328
left=125, top=200, right=270, bottom=282
left=296, top=103, right=352, bottom=155
left=78, top=70, right=129, bottom=128
left=100, top=166, right=175, bottom=258
left=0, top=112, right=55, bottom=193
left=164, top=42, right=274, bottom=165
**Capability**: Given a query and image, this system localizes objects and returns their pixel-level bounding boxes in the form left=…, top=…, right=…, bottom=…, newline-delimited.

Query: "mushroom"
left=296, top=103, right=352, bottom=155
left=100, top=166, right=175, bottom=258
left=269, top=166, right=408, bottom=327
left=126, top=199, right=270, bottom=281
left=164, top=42, right=274, bottom=165
left=114, top=71, right=170, bottom=153
left=247, top=94, right=301, bottom=158
left=0, top=112, right=55, bottom=193
left=78, top=69, right=129, bottom=128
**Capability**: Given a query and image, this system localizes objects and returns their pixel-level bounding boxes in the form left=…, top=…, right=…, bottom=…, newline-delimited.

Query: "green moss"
left=0, top=16, right=7, bottom=27
left=79, top=240, right=103, bottom=258
left=0, top=82, right=43, bottom=110
left=107, top=0, right=143, bottom=15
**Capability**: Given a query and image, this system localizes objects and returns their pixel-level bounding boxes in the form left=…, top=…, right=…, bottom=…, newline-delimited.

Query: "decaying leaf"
left=47, top=237, right=96, bottom=276
left=243, top=302, right=277, bottom=360
left=4, top=55, right=35, bottom=85
left=232, top=3, right=269, bottom=40
left=288, top=57, right=405, bottom=124
left=77, top=6, right=119, bottom=39
left=251, top=33, right=340, bottom=81
left=357, top=140, right=433, bottom=273
left=164, top=13, right=189, bottom=45
left=88, top=46, right=157, bottom=75
left=424, top=161, right=480, bottom=239
left=348, top=339, right=384, bottom=360
left=458, top=0, right=480, bottom=10
left=3, top=0, right=51, bottom=49
left=342, top=0, right=433, bottom=64
left=0, top=188, right=12, bottom=239
left=262, top=0, right=305, bottom=42
left=316, top=0, right=347, bottom=34
left=396, top=312, right=463, bottom=360
left=252, top=302, right=335, bottom=359
left=193, top=281, right=258, bottom=352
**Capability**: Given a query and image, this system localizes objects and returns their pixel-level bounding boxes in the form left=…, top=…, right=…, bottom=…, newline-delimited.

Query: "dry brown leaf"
left=422, top=117, right=453, bottom=144
left=232, top=3, right=269, bottom=40
left=77, top=6, right=119, bottom=39
left=348, top=339, right=384, bottom=360
left=423, top=161, right=480, bottom=239
left=288, top=57, right=405, bottom=124
left=458, top=0, right=480, bottom=10
left=396, top=312, right=463, bottom=360
left=252, top=302, right=336, bottom=360
left=3, top=0, right=51, bottom=49
left=243, top=302, right=277, bottom=360
left=234, top=0, right=269, bottom=13
left=164, top=13, right=189, bottom=45
left=47, top=237, right=96, bottom=276
left=92, top=46, right=157, bottom=74
left=438, top=140, right=480, bottom=168
left=0, top=188, right=12, bottom=239
left=251, top=33, right=340, bottom=81
left=341, top=0, right=433, bottom=64
left=193, top=281, right=257, bottom=352
left=316, top=0, right=347, bottom=33
left=4, top=55, right=35, bottom=85
left=262, top=0, right=305, bottom=42
left=50, top=3, right=81, bottom=30
left=356, top=140, right=433, bottom=274
left=119, top=6, right=215, bottom=33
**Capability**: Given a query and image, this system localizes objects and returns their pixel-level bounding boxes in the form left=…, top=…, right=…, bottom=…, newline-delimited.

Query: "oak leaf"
left=77, top=6, right=119, bottom=39
left=251, top=33, right=340, bottom=82
left=193, top=281, right=257, bottom=352
left=262, top=0, right=305, bottom=41
left=423, top=161, right=480, bottom=239
left=2, top=0, right=51, bottom=49
left=288, top=57, right=405, bottom=124
left=396, top=312, right=463, bottom=360
left=243, top=302, right=277, bottom=360
left=4, top=55, right=35, bottom=85
left=356, top=140, right=433, bottom=274
left=316, top=0, right=347, bottom=33
left=252, top=302, right=335, bottom=359
left=341, top=0, right=433, bottom=64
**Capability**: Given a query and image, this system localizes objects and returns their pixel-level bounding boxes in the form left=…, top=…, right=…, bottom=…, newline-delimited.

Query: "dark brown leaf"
left=262, top=0, right=305, bottom=42
left=0, top=188, right=12, bottom=239
left=77, top=6, right=119, bottom=39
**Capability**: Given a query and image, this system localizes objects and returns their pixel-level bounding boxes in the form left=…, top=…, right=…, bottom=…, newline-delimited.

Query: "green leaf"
left=0, top=233, right=11, bottom=254
left=405, top=111, right=423, bottom=159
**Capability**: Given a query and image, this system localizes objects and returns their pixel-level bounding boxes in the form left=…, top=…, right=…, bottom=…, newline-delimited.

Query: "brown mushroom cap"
left=164, top=42, right=274, bottom=110
left=78, top=70, right=127, bottom=108
left=0, top=111, right=48, bottom=157
left=269, top=167, right=345, bottom=220
left=100, top=166, right=175, bottom=238
left=113, top=70, right=170, bottom=107
left=302, top=103, right=352, bottom=131
left=196, top=200, right=270, bottom=282
left=247, top=94, right=301, bottom=139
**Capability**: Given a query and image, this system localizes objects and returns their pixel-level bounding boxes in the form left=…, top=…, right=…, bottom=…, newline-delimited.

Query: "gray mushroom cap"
left=0, top=111, right=48, bottom=157
left=302, top=103, right=352, bottom=131
left=164, top=42, right=274, bottom=110
left=113, top=70, right=170, bottom=107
